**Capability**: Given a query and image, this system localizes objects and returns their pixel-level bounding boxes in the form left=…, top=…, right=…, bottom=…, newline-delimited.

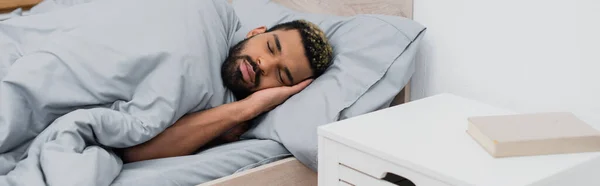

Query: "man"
left=121, top=20, right=334, bottom=163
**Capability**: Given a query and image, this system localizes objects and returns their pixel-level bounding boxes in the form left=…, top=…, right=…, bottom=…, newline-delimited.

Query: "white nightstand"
left=317, top=93, right=600, bottom=186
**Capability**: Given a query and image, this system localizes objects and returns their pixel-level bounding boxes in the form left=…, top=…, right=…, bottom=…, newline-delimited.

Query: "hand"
left=243, top=79, right=313, bottom=115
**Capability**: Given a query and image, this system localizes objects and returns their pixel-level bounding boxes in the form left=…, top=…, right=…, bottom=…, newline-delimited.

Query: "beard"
left=221, top=39, right=262, bottom=99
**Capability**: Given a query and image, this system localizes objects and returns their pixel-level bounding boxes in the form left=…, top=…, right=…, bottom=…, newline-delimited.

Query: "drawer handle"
left=383, top=172, right=416, bottom=186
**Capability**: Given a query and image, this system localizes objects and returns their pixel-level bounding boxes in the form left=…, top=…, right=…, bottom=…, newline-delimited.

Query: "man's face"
left=222, top=27, right=313, bottom=98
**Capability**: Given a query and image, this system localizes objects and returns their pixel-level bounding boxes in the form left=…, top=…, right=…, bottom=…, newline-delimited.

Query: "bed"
left=0, top=0, right=414, bottom=185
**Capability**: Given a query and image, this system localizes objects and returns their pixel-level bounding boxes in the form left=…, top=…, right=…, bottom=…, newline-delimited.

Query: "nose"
left=256, top=57, right=277, bottom=76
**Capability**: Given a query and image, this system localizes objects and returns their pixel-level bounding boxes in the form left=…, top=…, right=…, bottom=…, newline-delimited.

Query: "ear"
left=246, top=26, right=267, bottom=38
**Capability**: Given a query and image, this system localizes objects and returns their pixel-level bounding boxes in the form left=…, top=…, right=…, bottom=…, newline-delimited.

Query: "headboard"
left=0, top=0, right=41, bottom=13
left=269, top=0, right=414, bottom=106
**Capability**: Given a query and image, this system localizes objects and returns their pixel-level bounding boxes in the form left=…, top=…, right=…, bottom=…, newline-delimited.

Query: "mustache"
left=239, top=55, right=262, bottom=88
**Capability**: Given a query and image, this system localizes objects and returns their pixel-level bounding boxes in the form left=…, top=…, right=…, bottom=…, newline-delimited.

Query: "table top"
left=318, top=93, right=600, bottom=186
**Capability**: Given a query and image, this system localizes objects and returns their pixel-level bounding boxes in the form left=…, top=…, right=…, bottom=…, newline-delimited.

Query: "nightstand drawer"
left=338, top=163, right=396, bottom=186
left=319, top=136, right=451, bottom=186
left=338, top=180, right=352, bottom=186
left=338, top=144, right=449, bottom=186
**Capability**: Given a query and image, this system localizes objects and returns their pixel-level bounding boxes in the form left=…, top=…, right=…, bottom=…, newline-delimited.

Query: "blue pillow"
left=234, top=0, right=426, bottom=171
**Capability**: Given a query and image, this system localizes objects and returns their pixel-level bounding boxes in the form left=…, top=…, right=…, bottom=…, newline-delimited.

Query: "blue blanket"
left=0, top=0, right=239, bottom=185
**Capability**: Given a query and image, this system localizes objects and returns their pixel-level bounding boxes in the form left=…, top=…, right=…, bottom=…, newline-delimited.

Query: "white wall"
left=412, top=0, right=600, bottom=123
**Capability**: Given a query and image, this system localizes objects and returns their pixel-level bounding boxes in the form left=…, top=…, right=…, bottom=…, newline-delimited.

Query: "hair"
left=266, top=20, right=333, bottom=77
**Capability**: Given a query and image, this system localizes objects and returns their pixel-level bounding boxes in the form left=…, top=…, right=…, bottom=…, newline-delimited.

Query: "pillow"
left=234, top=0, right=426, bottom=171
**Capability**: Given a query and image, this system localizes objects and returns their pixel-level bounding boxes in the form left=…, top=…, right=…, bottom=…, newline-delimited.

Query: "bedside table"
left=317, top=93, right=600, bottom=186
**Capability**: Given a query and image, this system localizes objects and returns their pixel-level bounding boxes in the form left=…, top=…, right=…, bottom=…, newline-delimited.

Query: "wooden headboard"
left=0, top=0, right=41, bottom=13
left=271, top=0, right=414, bottom=105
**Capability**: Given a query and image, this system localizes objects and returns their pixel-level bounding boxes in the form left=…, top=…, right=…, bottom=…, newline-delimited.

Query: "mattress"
left=111, top=139, right=292, bottom=186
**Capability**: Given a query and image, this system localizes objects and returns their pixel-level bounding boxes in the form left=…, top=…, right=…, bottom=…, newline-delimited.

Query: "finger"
left=287, top=79, right=313, bottom=94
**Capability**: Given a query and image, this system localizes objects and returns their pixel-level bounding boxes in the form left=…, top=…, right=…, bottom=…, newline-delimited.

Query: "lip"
left=239, top=61, right=250, bottom=83
left=239, top=60, right=256, bottom=84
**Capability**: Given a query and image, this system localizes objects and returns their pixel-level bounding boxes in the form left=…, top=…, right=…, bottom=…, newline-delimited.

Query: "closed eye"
left=278, top=70, right=285, bottom=85
left=267, top=42, right=274, bottom=54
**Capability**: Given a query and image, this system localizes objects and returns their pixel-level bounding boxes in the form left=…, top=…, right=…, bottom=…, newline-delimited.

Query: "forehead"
left=250, top=29, right=310, bottom=63
left=273, top=30, right=306, bottom=57
left=272, top=29, right=311, bottom=77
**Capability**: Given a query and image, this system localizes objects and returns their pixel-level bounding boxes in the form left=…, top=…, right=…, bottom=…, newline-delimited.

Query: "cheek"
left=228, top=61, right=240, bottom=73
left=241, top=47, right=261, bottom=58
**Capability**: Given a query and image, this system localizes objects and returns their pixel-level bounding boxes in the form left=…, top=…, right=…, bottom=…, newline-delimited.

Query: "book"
left=467, top=112, right=600, bottom=158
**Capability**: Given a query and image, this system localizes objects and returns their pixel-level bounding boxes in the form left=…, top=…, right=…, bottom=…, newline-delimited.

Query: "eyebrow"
left=273, top=34, right=282, bottom=53
left=283, top=67, right=294, bottom=85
